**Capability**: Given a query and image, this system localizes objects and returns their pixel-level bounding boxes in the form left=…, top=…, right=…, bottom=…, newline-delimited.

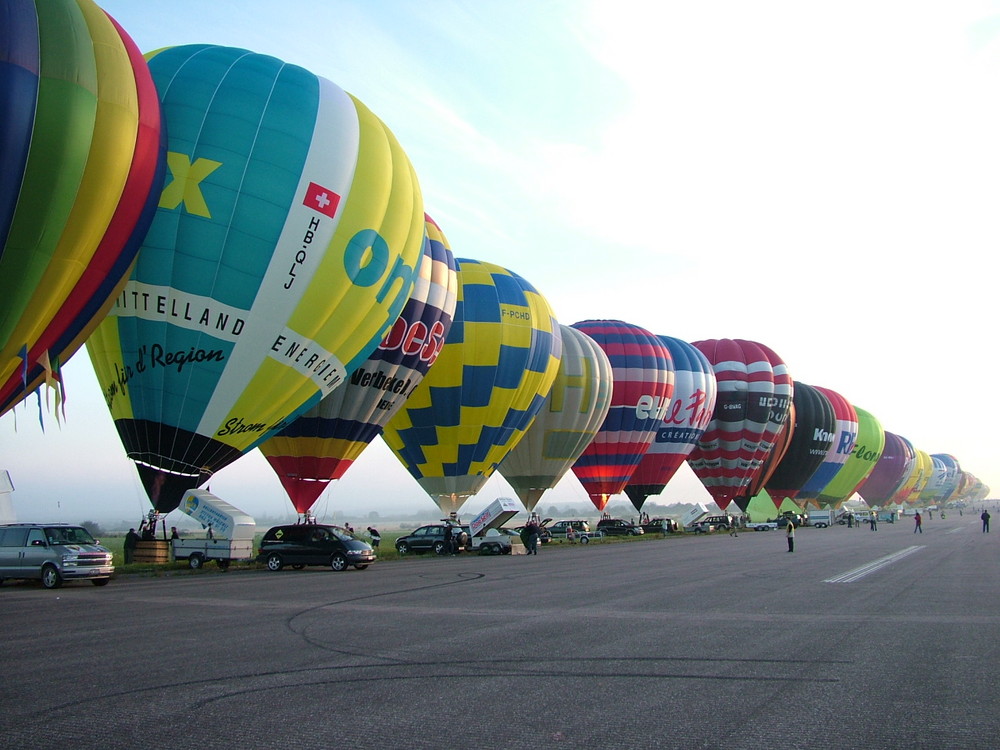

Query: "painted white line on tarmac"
left=824, top=546, right=925, bottom=583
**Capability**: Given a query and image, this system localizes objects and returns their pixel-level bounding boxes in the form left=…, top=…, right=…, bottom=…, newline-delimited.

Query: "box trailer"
left=468, top=497, right=523, bottom=555
left=171, top=490, right=256, bottom=569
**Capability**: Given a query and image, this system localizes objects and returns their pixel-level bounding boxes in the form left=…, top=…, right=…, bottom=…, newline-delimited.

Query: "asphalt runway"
left=1, top=511, right=997, bottom=749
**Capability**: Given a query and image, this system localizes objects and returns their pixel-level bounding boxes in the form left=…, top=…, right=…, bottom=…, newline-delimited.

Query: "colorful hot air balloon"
left=895, top=447, right=933, bottom=505
left=0, top=0, right=165, bottom=416
left=624, top=336, right=716, bottom=511
left=499, top=325, right=613, bottom=512
left=260, top=215, right=458, bottom=515
left=569, top=320, right=674, bottom=512
left=686, top=339, right=792, bottom=512
left=795, top=386, right=857, bottom=506
left=765, top=382, right=835, bottom=507
left=382, top=258, right=562, bottom=515
left=815, top=406, right=885, bottom=507
left=929, top=453, right=962, bottom=505
left=86, top=44, right=425, bottom=513
left=857, top=430, right=913, bottom=507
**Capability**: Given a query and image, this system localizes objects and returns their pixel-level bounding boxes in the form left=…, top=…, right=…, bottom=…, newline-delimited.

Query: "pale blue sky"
left=3, top=1, right=999, bottom=524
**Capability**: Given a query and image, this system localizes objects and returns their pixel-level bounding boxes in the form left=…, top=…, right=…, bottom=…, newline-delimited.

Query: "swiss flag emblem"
left=303, top=182, right=341, bottom=218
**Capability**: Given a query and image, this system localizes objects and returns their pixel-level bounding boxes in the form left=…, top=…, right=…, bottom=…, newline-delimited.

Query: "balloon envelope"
left=260, top=215, right=458, bottom=514
left=765, top=382, right=835, bottom=505
left=86, top=44, right=425, bottom=512
left=815, top=406, right=884, bottom=507
left=857, top=431, right=914, bottom=505
left=795, top=386, right=857, bottom=504
left=499, top=325, right=613, bottom=512
left=382, top=258, right=562, bottom=515
left=0, top=0, right=165, bottom=416
left=569, top=320, right=674, bottom=512
left=687, top=339, right=792, bottom=511
left=625, top=335, right=716, bottom=511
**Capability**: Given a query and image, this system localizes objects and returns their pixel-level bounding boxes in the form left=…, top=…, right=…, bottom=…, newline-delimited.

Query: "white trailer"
left=171, top=490, right=256, bottom=569
left=807, top=509, right=835, bottom=528
left=468, top=497, right=523, bottom=555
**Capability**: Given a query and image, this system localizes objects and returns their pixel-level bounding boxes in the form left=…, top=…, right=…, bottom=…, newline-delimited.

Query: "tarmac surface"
left=1, top=510, right=997, bottom=749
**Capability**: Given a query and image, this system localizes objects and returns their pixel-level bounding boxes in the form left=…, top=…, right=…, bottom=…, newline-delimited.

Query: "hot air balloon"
left=815, top=406, right=885, bottom=507
left=794, top=386, right=857, bottom=506
left=929, top=453, right=962, bottom=505
left=0, top=0, right=165, bottom=417
left=568, top=320, right=674, bottom=512
left=857, top=430, right=915, bottom=507
left=382, top=258, right=562, bottom=515
left=498, top=325, right=613, bottom=512
left=86, top=44, right=425, bottom=513
left=765, top=382, right=835, bottom=507
left=895, top=447, right=933, bottom=505
left=686, top=339, right=792, bottom=512
left=260, top=215, right=458, bottom=517
left=624, top=336, right=716, bottom=512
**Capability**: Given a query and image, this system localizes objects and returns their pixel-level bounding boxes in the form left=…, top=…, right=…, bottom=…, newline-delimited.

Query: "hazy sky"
left=3, top=0, right=998, bottom=525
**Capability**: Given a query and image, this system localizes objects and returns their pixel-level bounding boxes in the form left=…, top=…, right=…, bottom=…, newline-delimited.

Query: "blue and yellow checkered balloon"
left=382, top=257, right=562, bottom=514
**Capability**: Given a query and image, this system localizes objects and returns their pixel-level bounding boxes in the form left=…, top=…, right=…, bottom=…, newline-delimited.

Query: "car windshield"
left=330, top=527, right=355, bottom=541
left=45, top=527, right=97, bottom=545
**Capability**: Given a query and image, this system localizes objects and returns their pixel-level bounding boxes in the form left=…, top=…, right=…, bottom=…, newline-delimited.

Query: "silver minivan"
left=0, top=524, right=114, bottom=588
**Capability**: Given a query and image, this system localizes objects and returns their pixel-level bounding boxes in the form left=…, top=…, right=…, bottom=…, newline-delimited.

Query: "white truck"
left=467, top=497, right=523, bottom=555
left=170, top=490, right=256, bottom=569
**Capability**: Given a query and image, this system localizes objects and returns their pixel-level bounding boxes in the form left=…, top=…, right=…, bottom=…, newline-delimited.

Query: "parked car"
left=700, top=515, right=734, bottom=531
left=639, top=517, right=678, bottom=534
left=546, top=519, right=591, bottom=538
left=546, top=520, right=597, bottom=543
left=0, top=523, right=114, bottom=588
left=257, top=524, right=375, bottom=571
left=595, top=518, right=643, bottom=536
left=395, top=524, right=468, bottom=555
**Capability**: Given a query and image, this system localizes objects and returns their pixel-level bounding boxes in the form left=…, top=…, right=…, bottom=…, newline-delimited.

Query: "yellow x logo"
left=158, top=152, right=222, bottom=218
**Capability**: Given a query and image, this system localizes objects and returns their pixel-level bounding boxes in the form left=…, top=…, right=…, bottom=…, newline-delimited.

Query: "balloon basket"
left=133, top=540, right=171, bottom=564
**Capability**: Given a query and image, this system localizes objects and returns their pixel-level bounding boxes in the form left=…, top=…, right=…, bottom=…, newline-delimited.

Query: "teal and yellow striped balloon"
left=383, top=258, right=562, bottom=515
left=86, top=44, right=425, bottom=512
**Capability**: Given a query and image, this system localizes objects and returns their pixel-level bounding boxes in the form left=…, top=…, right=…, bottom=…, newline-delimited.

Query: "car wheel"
left=330, top=554, right=348, bottom=572
left=41, top=564, right=62, bottom=589
left=92, top=578, right=110, bottom=586
left=433, top=541, right=447, bottom=555
left=265, top=553, right=283, bottom=571
left=396, top=542, right=410, bottom=555
left=580, top=535, right=590, bottom=544
left=217, top=559, right=230, bottom=570
left=188, top=553, right=204, bottom=569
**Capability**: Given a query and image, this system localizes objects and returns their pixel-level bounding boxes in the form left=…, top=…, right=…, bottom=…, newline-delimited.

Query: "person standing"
left=982, top=510, right=991, bottom=533
left=869, top=512, right=878, bottom=531
left=170, top=526, right=180, bottom=540
left=914, top=512, right=922, bottom=533
left=525, top=518, right=540, bottom=555
left=729, top=516, right=738, bottom=537
left=786, top=519, right=795, bottom=553
left=442, top=524, right=454, bottom=555
left=124, top=527, right=139, bottom=564
left=367, top=526, right=381, bottom=548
